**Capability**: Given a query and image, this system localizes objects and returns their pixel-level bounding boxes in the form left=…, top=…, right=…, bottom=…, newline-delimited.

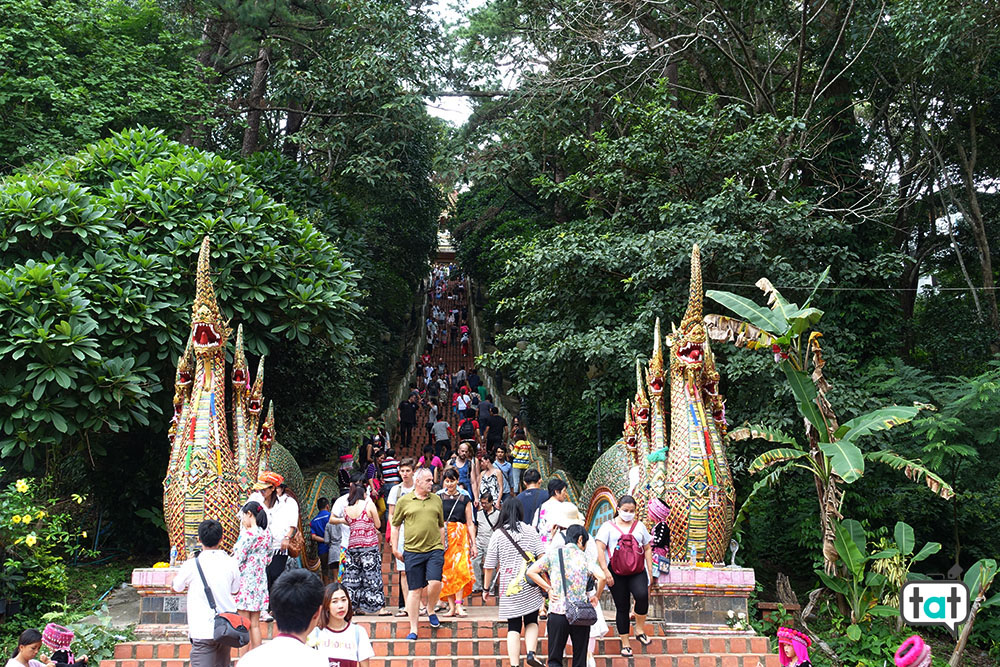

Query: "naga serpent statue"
left=163, top=237, right=274, bottom=560
left=583, top=245, right=735, bottom=562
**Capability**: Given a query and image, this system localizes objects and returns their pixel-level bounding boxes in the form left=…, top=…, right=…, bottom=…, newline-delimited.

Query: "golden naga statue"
left=163, top=237, right=273, bottom=560
left=582, top=245, right=735, bottom=563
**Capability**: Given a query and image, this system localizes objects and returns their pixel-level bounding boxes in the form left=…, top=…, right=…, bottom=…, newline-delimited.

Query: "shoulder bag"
left=286, top=526, right=305, bottom=559
left=500, top=528, right=544, bottom=597
left=440, top=493, right=461, bottom=550
left=195, top=553, right=251, bottom=648
left=557, top=547, right=597, bottom=627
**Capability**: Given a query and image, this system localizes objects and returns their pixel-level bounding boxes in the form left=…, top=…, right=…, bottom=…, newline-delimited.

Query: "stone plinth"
left=648, top=565, right=755, bottom=635
left=131, top=567, right=188, bottom=639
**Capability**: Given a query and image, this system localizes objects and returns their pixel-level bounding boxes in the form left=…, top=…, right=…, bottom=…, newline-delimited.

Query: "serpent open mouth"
left=177, top=370, right=193, bottom=386
left=233, top=368, right=247, bottom=386
left=637, top=406, right=650, bottom=421
left=677, top=341, right=703, bottom=365
left=249, top=398, right=262, bottom=414
left=192, top=322, right=221, bottom=350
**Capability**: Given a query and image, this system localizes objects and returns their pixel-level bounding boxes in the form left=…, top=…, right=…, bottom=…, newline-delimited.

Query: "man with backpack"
left=456, top=414, right=480, bottom=446
left=594, top=494, right=654, bottom=658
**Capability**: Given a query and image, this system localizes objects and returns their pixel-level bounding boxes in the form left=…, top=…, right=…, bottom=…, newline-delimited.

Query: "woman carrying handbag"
left=527, top=525, right=606, bottom=667
left=482, top=500, right=545, bottom=667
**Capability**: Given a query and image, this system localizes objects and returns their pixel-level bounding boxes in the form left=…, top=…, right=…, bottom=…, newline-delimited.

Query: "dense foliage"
left=0, top=0, right=444, bottom=543
left=450, top=0, right=1000, bottom=661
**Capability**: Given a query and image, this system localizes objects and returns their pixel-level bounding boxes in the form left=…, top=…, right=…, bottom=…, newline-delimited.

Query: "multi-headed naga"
left=162, top=237, right=272, bottom=560
left=661, top=245, right=735, bottom=562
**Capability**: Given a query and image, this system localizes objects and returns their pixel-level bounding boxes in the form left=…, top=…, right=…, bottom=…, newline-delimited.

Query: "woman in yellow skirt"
left=437, top=467, right=477, bottom=616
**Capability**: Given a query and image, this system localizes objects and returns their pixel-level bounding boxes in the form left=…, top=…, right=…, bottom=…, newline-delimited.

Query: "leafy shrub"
left=0, top=468, right=90, bottom=618
left=0, top=127, right=362, bottom=470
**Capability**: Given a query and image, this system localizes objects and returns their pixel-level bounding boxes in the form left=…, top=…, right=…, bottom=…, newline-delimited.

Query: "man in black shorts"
left=390, top=468, right=446, bottom=640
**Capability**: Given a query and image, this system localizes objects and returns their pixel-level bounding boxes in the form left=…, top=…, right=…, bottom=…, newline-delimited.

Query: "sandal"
left=455, top=607, right=468, bottom=617
left=636, top=633, right=651, bottom=646
left=620, top=647, right=633, bottom=657
left=377, top=609, right=393, bottom=616
left=419, top=606, right=428, bottom=616
left=395, top=609, right=409, bottom=617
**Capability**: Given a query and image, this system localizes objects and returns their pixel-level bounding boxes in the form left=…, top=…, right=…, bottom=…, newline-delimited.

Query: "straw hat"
left=549, top=501, right=584, bottom=529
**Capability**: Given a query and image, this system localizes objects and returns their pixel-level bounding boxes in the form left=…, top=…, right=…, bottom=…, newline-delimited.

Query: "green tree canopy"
left=0, top=127, right=361, bottom=469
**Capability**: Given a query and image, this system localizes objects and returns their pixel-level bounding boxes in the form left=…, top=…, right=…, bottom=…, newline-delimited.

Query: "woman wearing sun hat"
left=247, top=471, right=298, bottom=594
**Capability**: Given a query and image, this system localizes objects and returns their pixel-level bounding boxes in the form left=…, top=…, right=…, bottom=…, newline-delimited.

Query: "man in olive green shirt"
left=390, top=468, right=446, bottom=639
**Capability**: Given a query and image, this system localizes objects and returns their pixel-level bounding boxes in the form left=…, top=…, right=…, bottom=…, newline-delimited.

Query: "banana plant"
left=950, top=558, right=1000, bottom=667
left=815, top=519, right=900, bottom=633
left=706, top=270, right=953, bottom=574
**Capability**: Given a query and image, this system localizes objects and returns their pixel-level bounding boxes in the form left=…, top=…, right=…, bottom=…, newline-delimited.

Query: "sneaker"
left=428, top=614, right=441, bottom=628
left=526, top=651, right=545, bottom=667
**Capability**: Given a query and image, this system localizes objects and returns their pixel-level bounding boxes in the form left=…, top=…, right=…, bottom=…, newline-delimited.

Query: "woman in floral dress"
left=234, top=501, right=271, bottom=648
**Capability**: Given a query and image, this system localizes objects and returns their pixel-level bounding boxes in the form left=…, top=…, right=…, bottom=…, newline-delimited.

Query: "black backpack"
left=458, top=419, right=475, bottom=440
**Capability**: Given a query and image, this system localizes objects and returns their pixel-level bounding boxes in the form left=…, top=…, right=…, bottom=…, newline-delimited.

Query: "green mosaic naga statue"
left=582, top=245, right=735, bottom=563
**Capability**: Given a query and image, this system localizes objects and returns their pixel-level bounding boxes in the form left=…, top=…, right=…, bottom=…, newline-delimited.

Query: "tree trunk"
left=949, top=595, right=984, bottom=667
left=954, top=135, right=1000, bottom=338
left=281, top=102, right=306, bottom=160
left=242, top=44, right=272, bottom=156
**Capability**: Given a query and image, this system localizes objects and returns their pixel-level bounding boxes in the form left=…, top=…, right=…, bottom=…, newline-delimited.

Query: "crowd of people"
left=6, top=264, right=658, bottom=667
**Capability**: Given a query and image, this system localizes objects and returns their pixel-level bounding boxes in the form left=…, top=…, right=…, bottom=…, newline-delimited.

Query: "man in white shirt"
left=387, top=459, right=416, bottom=610
left=531, top=478, right=570, bottom=549
left=172, top=520, right=240, bottom=667
left=237, top=569, right=326, bottom=667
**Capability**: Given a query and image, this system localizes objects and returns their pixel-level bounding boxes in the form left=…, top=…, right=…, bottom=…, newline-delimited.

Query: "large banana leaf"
left=894, top=521, right=914, bottom=556
left=748, top=448, right=810, bottom=474
left=963, top=559, right=998, bottom=600
left=729, top=424, right=799, bottom=446
left=842, top=517, right=867, bottom=556
left=781, top=361, right=829, bottom=441
left=835, top=519, right=867, bottom=578
left=911, top=541, right=941, bottom=563
left=866, top=450, right=954, bottom=500
left=817, top=570, right=849, bottom=595
left=705, top=290, right=788, bottom=334
left=835, top=406, right=922, bottom=444
left=819, top=439, right=865, bottom=483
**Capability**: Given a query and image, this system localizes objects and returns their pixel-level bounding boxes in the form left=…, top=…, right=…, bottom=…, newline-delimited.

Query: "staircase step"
left=101, top=655, right=781, bottom=667
left=107, top=631, right=771, bottom=659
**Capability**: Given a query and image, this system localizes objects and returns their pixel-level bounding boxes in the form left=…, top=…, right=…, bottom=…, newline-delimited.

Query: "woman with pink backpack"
left=595, top=495, right=653, bottom=658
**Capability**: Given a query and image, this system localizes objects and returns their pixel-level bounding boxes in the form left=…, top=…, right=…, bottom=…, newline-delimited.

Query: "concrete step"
left=101, top=654, right=781, bottom=667
left=106, top=630, right=771, bottom=660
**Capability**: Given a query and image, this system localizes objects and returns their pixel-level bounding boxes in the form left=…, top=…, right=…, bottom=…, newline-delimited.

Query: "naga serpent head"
left=174, top=336, right=194, bottom=389
left=248, top=356, right=265, bottom=414
left=232, top=325, right=249, bottom=391
left=671, top=245, right=708, bottom=377
left=633, top=359, right=650, bottom=424
left=191, top=237, right=230, bottom=358
left=647, top=318, right=665, bottom=396
left=259, top=403, right=275, bottom=445
left=623, top=400, right=638, bottom=452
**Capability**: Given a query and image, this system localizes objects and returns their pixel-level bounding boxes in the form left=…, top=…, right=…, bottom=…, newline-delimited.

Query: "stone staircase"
left=101, top=268, right=779, bottom=666
left=102, top=614, right=780, bottom=666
